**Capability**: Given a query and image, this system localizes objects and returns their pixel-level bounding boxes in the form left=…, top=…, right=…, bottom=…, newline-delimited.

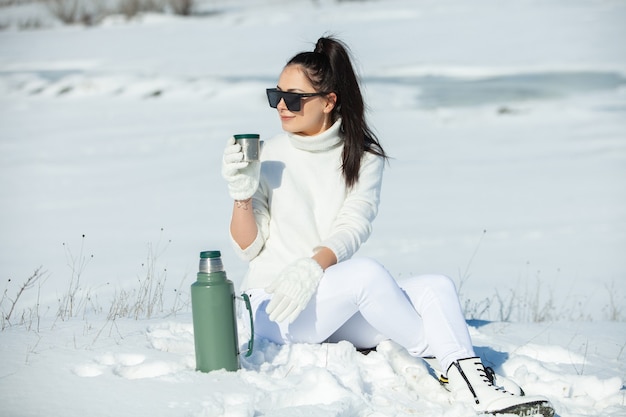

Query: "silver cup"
left=234, top=134, right=261, bottom=162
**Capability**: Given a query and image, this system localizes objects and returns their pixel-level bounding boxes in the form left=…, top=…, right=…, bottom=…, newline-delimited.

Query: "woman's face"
left=275, top=64, right=336, bottom=136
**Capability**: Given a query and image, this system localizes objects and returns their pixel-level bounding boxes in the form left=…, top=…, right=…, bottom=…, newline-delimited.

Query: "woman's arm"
left=312, top=246, right=338, bottom=270
left=317, top=153, right=385, bottom=263
left=228, top=185, right=270, bottom=261
left=230, top=198, right=258, bottom=249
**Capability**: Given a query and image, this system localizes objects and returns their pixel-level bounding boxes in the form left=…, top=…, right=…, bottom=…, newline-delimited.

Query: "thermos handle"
left=241, top=293, right=254, bottom=357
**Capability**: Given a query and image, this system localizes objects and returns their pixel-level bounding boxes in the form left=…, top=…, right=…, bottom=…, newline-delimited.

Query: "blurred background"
left=1, top=0, right=625, bottom=323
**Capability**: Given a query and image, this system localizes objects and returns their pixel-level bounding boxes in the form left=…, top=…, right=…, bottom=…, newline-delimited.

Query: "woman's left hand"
left=265, top=258, right=324, bottom=323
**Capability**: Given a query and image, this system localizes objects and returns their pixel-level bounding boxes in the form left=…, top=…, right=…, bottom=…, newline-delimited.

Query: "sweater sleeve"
left=316, top=153, right=385, bottom=262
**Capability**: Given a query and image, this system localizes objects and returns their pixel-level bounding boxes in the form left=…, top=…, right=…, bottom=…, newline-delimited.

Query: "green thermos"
left=191, top=250, right=253, bottom=372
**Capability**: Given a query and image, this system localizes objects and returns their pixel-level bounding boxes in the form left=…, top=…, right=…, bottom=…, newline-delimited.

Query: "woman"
left=221, top=36, right=553, bottom=417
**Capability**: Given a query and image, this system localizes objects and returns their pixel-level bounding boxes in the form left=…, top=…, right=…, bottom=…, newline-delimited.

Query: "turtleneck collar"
left=287, top=119, right=343, bottom=152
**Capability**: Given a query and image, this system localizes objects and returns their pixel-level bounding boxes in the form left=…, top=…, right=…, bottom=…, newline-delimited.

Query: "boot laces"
left=476, top=362, right=509, bottom=393
left=484, top=366, right=496, bottom=383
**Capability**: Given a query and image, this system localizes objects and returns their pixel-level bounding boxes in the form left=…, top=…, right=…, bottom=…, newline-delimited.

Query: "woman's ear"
left=323, top=92, right=338, bottom=114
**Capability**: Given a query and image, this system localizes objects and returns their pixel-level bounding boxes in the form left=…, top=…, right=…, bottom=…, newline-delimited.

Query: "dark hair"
left=287, top=36, right=388, bottom=188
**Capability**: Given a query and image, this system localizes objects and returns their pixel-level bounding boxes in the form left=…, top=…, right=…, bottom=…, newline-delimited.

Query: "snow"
left=2, top=317, right=625, bottom=416
left=0, top=0, right=625, bottom=416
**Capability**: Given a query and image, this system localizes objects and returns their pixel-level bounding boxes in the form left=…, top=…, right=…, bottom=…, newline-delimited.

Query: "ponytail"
left=287, top=36, right=387, bottom=188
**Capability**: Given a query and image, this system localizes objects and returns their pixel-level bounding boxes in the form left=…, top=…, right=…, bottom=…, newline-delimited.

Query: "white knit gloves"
left=266, top=258, right=324, bottom=323
left=221, top=137, right=261, bottom=201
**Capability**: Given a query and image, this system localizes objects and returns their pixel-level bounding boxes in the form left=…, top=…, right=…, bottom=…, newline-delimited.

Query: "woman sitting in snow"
left=221, top=35, right=553, bottom=417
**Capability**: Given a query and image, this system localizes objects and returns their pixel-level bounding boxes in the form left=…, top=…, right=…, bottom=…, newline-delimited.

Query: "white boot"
left=423, top=357, right=525, bottom=396
left=447, top=357, right=554, bottom=416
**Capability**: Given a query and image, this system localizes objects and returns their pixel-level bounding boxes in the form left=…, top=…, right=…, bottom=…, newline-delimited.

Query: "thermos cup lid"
left=200, top=251, right=221, bottom=259
left=234, top=134, right=260, bottom=139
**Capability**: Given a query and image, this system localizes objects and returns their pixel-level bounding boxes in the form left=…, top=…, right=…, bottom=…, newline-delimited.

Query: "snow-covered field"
left=1, top=0, right=625, bottom=416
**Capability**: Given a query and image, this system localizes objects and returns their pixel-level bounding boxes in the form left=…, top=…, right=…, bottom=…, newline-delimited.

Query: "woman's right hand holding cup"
left=221, top=137, right=261, bottom=201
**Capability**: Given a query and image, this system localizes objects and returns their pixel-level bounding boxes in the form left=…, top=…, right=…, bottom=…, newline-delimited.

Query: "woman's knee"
left=429, top=274, right=457, bottom=292
left=348, top=257, right=394, bottom=285
left=402, top=273, right=458, bottom=296
left=324, top=257, right=396, bottom=297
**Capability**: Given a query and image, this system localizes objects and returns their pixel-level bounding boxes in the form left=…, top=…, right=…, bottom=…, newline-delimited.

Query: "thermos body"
left=191, top=251, right=240, bottom=372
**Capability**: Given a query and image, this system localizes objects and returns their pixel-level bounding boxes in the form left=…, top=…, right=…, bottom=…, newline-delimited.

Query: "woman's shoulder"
left=354, top=151, right=385, bottom=187
left=362, top=150, right=386, bottom=170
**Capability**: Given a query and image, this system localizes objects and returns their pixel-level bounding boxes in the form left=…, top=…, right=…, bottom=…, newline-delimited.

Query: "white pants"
left=245, top=257, right=475, bottom=372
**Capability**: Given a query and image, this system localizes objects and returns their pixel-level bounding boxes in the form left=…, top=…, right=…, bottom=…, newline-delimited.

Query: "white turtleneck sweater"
left=232, top=120, right=385, bottom=291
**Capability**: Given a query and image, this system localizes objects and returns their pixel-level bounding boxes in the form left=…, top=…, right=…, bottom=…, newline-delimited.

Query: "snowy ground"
left=1, top=0, right=625, bottom=416
left=1, top=315, right=625, bottom=417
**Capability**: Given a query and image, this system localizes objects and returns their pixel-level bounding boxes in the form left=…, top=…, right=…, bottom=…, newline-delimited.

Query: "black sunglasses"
left=266, top=88, right=330, bottom=112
